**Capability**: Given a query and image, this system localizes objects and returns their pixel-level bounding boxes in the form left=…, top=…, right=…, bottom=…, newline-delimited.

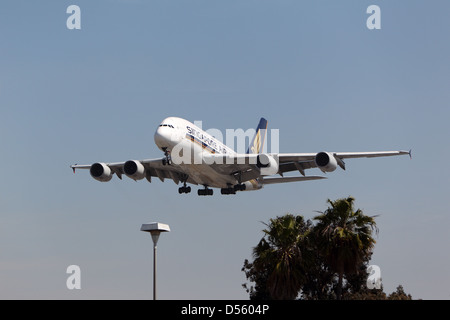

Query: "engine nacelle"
left=90, top=162, right=113, bottom=182
left=257, top=154, right=279, bottom=176
left=243, top=180, right=263, bottom=191
left=315, top=152, right=338, bottom=172
left=124, top=160, right=146, bottom=180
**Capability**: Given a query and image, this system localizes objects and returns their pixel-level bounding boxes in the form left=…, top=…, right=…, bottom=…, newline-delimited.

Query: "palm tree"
left=313, top=197, right=378, bottom=300
left=251, top=214, right=311, bottom=299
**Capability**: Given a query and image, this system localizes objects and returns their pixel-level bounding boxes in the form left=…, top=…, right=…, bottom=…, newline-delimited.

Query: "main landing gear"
left=179, top=185, right=191, bottom=194
left=221, top=187, right=235, bottom=195
left=220, top=183, right=246, bottom=195
left=198, top=185, right=213, bottom=196
left=162, top=148, right=172, bottom=165
left=178, top=176, right=191, bottom=194
left=178, top=181, right=245, bottom=196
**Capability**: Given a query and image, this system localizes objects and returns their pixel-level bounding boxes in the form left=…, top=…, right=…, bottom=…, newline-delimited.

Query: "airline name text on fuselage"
left=186, top=125, right=228, bottom=155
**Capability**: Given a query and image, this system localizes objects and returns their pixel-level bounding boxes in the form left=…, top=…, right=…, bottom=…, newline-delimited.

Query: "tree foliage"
left=242, top=197, right=413, bottom=300
left=313, top=197, right=378, bottom=299
left=243, top=214, right=310, bottom=300
left=387, top=285, right=412, bottom=300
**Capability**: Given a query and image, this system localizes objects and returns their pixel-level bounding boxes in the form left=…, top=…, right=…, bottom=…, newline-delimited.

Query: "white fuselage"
left=153, top=117, right=259, bottom=189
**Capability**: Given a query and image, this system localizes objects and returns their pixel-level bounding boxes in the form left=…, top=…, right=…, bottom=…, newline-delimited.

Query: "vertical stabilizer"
left=247, top=118, right=268, bottom=154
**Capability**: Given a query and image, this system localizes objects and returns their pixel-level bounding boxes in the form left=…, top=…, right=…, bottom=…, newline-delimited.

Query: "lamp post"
left=140, top=222, right=170, bottom=300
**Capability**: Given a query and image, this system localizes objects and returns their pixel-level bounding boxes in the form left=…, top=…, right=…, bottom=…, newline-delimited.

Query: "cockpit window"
left=159, top=124, right=174, bottom=128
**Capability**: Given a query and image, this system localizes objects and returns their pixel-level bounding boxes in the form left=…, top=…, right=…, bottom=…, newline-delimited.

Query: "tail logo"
left=248, top=118, right=268, bottom=154
left=250, top=130, right=262, bottom=154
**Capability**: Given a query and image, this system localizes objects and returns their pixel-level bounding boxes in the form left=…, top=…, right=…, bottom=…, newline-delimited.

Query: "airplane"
left=70, top=117, right=411, bottom=196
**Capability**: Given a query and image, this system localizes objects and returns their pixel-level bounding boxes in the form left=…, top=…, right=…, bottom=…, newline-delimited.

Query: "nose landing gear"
left=162, top=148, right=172, bottom=165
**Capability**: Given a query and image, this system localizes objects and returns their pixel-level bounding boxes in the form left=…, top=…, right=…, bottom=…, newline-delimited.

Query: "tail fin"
left=247, top=118, right=268, bottom=154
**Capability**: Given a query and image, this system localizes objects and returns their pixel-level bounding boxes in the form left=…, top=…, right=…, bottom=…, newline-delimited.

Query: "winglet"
left=409, top=149, right=412, bottom=159
left=71, top=164, right=77, bottom=174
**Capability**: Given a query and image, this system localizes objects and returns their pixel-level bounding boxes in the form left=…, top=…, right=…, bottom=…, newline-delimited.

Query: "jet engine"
left=90, top=162, right=113, bottom=182
left=124, top=160, right=146, bottom=180
left=315, top=152, right=338, bottom=172
left=257, top=154, right=279, bottom=176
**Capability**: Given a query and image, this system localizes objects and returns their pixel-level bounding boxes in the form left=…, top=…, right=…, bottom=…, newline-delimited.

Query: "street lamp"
left=140, top=222, right=170, bottom=300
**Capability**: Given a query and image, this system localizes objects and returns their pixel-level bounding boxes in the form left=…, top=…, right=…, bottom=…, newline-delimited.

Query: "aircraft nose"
left=154, top=125, right=182, bottom=150
left=154, top=126, right=170, bottom=149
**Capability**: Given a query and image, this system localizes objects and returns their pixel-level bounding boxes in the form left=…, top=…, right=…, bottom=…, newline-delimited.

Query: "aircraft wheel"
left=198, top=188, right=213, bottom=196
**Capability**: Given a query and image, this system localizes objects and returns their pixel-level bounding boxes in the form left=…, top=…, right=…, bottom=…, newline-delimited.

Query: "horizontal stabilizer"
left=262, top=176, right=326, bottom=185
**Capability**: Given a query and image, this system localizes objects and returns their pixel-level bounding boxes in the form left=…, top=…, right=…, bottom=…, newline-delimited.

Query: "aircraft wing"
left=277, top=150, right=411, bottom=175
left=205, top=150, right=410, bottom=177
left=71, top=158, right=197, bottom=185
left=261, top=176, right=327, bottom=184
left=278, top=150, right=410, bottom=162
left=72, top=150, right=410, bottom=186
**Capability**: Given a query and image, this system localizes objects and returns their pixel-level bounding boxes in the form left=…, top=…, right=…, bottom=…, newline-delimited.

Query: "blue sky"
left=0, top=0, right=449, bottom=299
